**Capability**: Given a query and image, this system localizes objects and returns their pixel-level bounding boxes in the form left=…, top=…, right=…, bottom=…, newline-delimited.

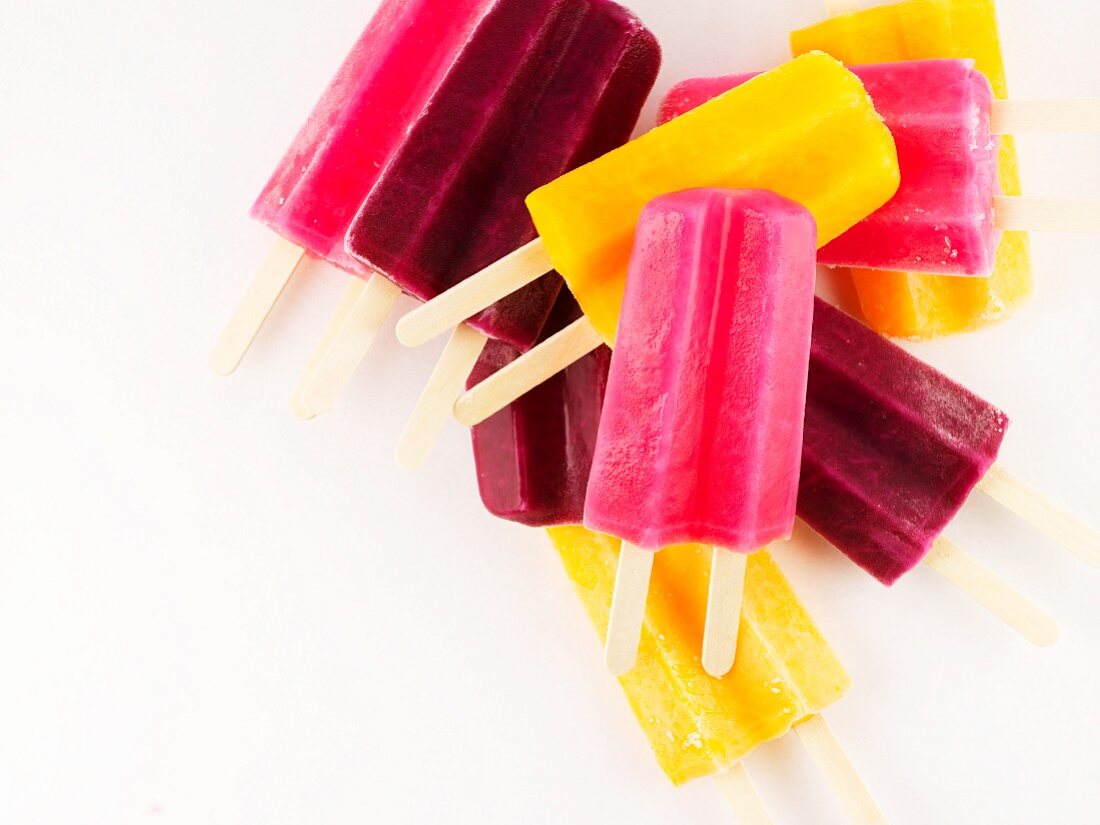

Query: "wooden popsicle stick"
left=454, top=317, right=604, bottom=426
left=976, top=463, right=1100, bottom=567
left=292, top=278, right=367, bottom=420
left=923, top=537, right=1059, bottom=646
left=702, top=549, right=747, bottom=679
left=993, top=196, right=1100, bottom=233
left=714, top=763, right=775, bottom=825
left=209, top=237, right=306, bottom=375
left=395, top=239, right=553, bottom=347
left=991, top=99, right=1100, bottom=134
left=296, top=274, right=403, bottom=417
left=795, top=715, right=888, bottom=825
left=605, top=543, right=655, bottom=676
left=394, top=325, right=489, bottom=470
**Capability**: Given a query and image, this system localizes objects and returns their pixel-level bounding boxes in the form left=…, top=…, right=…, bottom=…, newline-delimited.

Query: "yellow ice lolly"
left=526, top=51, right=900, bottom=345
left=549, top=526, right=850, bottom=785
left=792, top=0, right=1033, bottom=339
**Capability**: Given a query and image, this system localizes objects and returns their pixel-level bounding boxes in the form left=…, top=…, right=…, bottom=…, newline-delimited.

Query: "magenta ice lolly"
left=470, top=292, right=610, bottom=527
left=658, top=59, right=1001, bottom=277
left=585, top=189, right=817, bottom=551
left=345, top=0, right=662, bottom=350
left=798, top=298, right=1009, bottom=585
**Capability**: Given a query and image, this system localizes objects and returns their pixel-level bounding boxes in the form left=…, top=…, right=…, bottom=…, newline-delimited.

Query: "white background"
left=2, top=0, right=1099, bottom=822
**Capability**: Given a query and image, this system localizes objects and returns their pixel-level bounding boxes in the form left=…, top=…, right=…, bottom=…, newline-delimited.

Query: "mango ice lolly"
left=659, top=59, right=1002, bottom=277
left=470, top=293, right=610, bottom=527
left=800, top=298, right=1009, bottom=585
left=585, top=190, right=816, bottom=551
left=791, top=0, right=1033, bottom=338
left=549, top=527, right=850, bottom=786
left=528, top=52, right=898, bottom=346
left=344, top=0, right=661, bottom=351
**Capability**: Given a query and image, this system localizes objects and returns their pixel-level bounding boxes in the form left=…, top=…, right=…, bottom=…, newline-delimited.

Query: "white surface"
left=1, top=0, right=1099, bottom=822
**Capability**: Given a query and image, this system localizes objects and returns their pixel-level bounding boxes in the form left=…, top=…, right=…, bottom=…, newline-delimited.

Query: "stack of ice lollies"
left=207, top=0, right=1100, bottom=817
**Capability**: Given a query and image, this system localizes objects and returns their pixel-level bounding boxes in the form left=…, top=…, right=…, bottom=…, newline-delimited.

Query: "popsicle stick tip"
left=924, top=537, right=1059, bottom=648
left=977, top=464, right=1100, bottom=568
left=604, top=545, right=654, bottom=677
left=795, top=715, right=888, bottom=825
left=209, top=237, right=307, bottom=375
left=701, top=549, right=747, bottom=679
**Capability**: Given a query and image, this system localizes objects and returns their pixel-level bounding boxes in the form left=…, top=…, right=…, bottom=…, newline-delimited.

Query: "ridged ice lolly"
left=586, top=190, right=816, bottom=678
left=660, top=59, right=1100, bottom=278
left=793, top=0, right=1037, bottom=336
left=551, top=528, right=888, bottom=824
left=470, top=292, right=610, bottom=527
left=294, top=0, right=659, bottom=467
left=396, top=51, right=900, bottom=351
left=799, top=298, right=1098, bottom=642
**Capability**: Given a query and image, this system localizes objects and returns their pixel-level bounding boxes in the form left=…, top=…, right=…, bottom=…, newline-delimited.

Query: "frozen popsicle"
left=396, top=50, right=900, bottom=350
left=797, top=298, right=1097, bottom=639
left=295, top=0, right=660, bottom=459
left=663, top=59, right=1100, bottom=279
left=470, top=293, right=610, bottom=527
left=794, top=0, right=1026, bottom=337
left=585, top=189, right=817, bottom=677
left=550, top=528, right=887, bottom=823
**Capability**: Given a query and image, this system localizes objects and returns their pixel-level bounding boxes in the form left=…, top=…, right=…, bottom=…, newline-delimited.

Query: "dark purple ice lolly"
left=345, top=0, right=661, bottom=351
left=798, top=299, right=1010, bottom=585
left=469, top=291, right=611, bottom=526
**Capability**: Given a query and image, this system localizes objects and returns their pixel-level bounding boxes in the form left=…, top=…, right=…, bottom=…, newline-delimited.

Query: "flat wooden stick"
left=209, top=237, right=306, bottom=375
left=702, top=549, right=747, bottom=679
left=292, top=278, right=366, bottom=420
left=976, top=463, right=1100, bottom=567
left=994, top=196, right=1100, bottom=233
left=454, top=317, right=603, bottom=427
left=923, top=537, right=1059, bottom=646
left=395, top=238, right=553, bottom=347
left=824, top=0, right=863, bottom=14
left=714, top=763, right=775, bottom=825
left=296, top=275, right=403, bottom=418
left=991, top=99, right=1100, bottom=134
left=795, top=715, right=887, bottom=825
left=605, top=543, right=654, bottom=676
left=394, top=325, right=488, bottom=470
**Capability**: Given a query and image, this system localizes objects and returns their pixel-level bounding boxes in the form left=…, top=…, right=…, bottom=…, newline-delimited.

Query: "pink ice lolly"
left=658, top=59, right=1000, bottom=277
left=584, top=189, right=817, bottom=551
left=250, top=0, right=502, bottom=275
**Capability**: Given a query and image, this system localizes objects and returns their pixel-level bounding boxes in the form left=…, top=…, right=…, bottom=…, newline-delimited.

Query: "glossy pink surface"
left=251, top=0, right=494, bottom=275
left=584, top=189, right=817, bottom=551
left=659, top=59, right=1000, bottom=277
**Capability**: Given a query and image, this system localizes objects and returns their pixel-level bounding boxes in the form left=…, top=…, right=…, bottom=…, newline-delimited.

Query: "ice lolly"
left=396, top=50, right=900, bottom=349
left=799, top=298, right=1007, bottom=585
left=792, top=0, right=1031, bottom=337
left=586, top=189, right=817, bottom=677
left=470, top=293, right=610, bottom=528
left=660, top=60, right=1001, bottom=277
left=550, top=528, right=885, bottom=823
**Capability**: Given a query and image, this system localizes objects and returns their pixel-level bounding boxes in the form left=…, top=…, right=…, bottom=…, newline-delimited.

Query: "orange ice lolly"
left=549, top=527, right=850, bottom=785
left=791, top=0, right=1032, bottom=338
